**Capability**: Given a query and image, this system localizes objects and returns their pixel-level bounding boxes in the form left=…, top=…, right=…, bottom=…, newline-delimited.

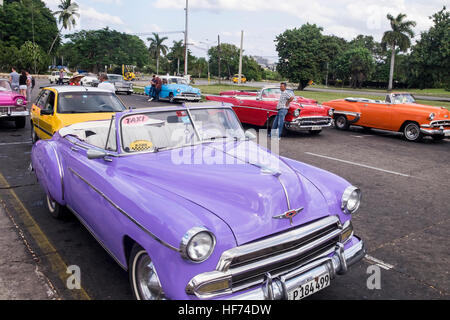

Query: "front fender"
left=31, top=140, right=66, bottom=205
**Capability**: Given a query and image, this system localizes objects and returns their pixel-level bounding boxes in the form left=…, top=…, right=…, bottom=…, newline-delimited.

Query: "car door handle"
left=70, top=147, right=79, bottom=152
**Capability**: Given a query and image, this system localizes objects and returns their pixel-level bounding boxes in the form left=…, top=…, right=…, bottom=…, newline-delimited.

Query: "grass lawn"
left=133, top=84, right=450, bottom=110
left=310, top=84, right=450, bottom=98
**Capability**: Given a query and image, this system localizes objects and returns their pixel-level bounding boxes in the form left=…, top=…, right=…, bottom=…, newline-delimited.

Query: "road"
left=0, top=80, right=448, bottom=300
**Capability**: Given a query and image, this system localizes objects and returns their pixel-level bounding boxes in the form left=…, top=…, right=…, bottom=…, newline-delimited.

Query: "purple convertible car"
left=31, top=105, right=365, bottom=300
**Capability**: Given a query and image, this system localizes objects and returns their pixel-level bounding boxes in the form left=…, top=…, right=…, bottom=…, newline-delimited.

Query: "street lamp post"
left=184, top=0, right=189, bottom=76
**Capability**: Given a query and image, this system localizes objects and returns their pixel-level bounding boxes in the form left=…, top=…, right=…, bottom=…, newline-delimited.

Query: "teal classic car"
left=145, top=76, right=202, bottom=103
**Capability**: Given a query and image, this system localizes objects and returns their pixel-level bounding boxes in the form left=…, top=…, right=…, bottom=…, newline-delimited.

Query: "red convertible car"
left=206, top=87, right=333, bottom=134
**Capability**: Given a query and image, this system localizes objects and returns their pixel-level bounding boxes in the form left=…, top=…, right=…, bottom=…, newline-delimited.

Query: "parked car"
left=206, top=87, right=334, bottom=135
left=48, top=71, right=71, bottom=84
left=323, top=92, right=450, bottom=142
left=80, top=73, right=99, bottom=87
left=144, top=76, right=202, bottom=103
left=232, top=74, right=247, bottom=83
left=107, top=74, right=133, bottom=95
left=30, top=86, right=127, bottom=142
left=31, top=105, right=365, bottom=300
left=0, top=79, right=28, bottom=128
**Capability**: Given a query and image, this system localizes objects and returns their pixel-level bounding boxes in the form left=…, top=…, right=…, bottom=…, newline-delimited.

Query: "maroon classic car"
left=0, top=79, right=28, bottom=128
left=206, top=87, right=333, bottom=135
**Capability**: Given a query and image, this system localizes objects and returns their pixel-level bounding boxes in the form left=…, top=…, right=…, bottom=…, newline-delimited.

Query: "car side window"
left=36, top=90, right=50, bottom=109
left=44, top=91, right=56, bottom=113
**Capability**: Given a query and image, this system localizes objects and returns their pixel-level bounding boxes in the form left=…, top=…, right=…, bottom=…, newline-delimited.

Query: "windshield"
left=391, top=93, right=416, bottom=104
left=58, top=92, right=127, bottom=114
left=261, top=88, right=294, bottom=99
left=0, top=80, right=12, bottom=92
left=121, top=108, right=245, bottom=153
left=108, top=75, right=123, bottom=82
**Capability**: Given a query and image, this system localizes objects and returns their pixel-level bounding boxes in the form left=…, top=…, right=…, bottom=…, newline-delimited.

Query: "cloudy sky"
left=43, top=0, right=446, bottom=62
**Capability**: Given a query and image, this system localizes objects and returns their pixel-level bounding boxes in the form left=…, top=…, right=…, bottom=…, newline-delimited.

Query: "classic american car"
left=80, top=73, right=99, bottom=87
left=206, top=87, right=333, bottom=135
left=30, top=86, right=126, bottom=142
left=31, top=104, right=365, bottom=300
left=0, top=79, right=28, bottom=128
left=144, top=76, right=202, bottom=103
left=232, top=74, right=247, bottom=83
left=48, top=70, right=71, bottom=84
left=107, top=74, right=134, bottom=95
left=323, top=92, right=450, bottom=142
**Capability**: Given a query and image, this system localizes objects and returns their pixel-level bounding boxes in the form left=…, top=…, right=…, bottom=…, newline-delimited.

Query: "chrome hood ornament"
left=273, top=207, right=304, bottom=226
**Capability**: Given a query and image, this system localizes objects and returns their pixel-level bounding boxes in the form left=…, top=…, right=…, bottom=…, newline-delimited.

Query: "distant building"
left=251, top=56, right=277, bottom=71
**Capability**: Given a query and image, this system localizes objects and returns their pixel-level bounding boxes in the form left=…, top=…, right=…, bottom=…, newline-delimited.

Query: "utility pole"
left=218, top=35, right=221, bottom=84
left=184, top=0, right=189, bottom=76
left=238, top=30, right=244, bottom=85
left=325, top=62, right=329, bottom=87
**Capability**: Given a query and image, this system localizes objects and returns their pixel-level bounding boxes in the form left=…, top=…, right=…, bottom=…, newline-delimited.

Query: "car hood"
left=166, top=84, right=200, bottom=93
left=0, top=91, right=25, bottom=105
left=291, top=102, right=329, bottom=117
left=117, top=140, right=331, bottom=245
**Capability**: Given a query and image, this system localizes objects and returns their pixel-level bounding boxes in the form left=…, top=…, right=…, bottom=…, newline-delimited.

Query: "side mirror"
left=245, top=130, right=257, bottom=140
left=87, top=149, right=107, bottom=160
left=40, top=109, right=53, bottom=116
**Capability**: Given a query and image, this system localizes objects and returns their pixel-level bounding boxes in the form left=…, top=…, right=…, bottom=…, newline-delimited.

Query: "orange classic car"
left=323, top=93, right=450, bottom=142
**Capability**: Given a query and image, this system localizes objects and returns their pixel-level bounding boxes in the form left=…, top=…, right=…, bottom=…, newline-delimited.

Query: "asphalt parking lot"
left=0, top=81, right=448, bottom=300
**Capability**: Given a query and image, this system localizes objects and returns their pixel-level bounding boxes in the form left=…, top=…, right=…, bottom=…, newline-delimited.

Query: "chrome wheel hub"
left=405, top=124, right=419, bottom=140
left=135, top=252, right=165, bottom=300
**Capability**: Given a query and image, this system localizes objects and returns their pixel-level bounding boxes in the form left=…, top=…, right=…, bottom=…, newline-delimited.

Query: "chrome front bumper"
left=420, top=127, right=450, bottom=137
left=175, top=95, right=202, bottom=101
left=285, top=117, right=333, bottom=132
left=0, top=107, right=29, bottom=118
left=228, top=238, right=365, bottom=300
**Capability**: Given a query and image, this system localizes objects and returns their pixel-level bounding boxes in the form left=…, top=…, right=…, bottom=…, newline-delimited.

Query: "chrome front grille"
left=218, top=216, right=342, bottom=291
left=181, top=92, right=199, bottom=97
left=430, top=120, right=450, bottom=127
left=297, top=117, right=332, bottom=126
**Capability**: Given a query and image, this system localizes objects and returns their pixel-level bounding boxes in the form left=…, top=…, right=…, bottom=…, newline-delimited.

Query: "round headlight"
left=328, top=108, right=334, bottom=117
left=294, top=109, right=301, bottom=117
left=177, top=89, right=181, bottom=93
left=180, top=227, right=216, bottom=263
left=341, top=186, right=361, bottom=214
left=16, top=99, right=24, bottom=106
left=428, top=113, right=435, bottom=120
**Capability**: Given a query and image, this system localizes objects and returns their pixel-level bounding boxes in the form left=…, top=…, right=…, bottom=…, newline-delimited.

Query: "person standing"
left=148, top=75, right=156, bottom=102
left=26, top=71, right=33, bottom=101
left=58, top=69, right=64, bottom=85
left=270, top=82, right=294, bottom=139
left=18, top=71, right=29, bottom=100
left=9, top=68, right=20, bottom=92
left=97, top=74, right=116, bottom=93
left=154, top=75, right=162, bottom=101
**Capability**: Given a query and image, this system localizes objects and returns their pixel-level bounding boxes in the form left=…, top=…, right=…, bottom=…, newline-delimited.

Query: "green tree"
left=48, top=0, right=80, bottom=55
left=407, top=7, right=449, bottom=89
left=207, top=43, right=240, bottom=79
left=60, top=28, right=149, bottom=73
left=381, top=13, right=416, bottom=90
left=18, top=40, right=49, bottom=73
left=0, top=0, right=58, bottom=53
left=275, top=24, right=328, bottom=90
left=166, top=40, right=185, bottom=75
left=335, top=47, right=375, bottom=88
left=147, top=33, right=168, bottom=75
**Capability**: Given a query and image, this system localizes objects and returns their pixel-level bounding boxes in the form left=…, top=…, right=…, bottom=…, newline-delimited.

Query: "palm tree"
left=48, top=0, right=80, bottom=55
left=382, top=13, right=416, bottom=91
left=147, top=33, right=169, bottom=75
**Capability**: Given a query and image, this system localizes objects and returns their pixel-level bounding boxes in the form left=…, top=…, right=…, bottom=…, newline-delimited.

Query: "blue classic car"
left=145, top=76, right=202, bottom=103
left=31, top=105, right=365, bottom=300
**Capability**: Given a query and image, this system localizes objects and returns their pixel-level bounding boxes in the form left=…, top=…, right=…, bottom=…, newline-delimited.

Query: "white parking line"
left=364, top=255, right=395, bottom=270
left=304, top=152, right=412, bottom=178
left=0, top=141, right=31, bottom=146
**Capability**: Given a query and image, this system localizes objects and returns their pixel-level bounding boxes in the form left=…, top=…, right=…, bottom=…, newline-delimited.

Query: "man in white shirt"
left=97, top=74, right=116, bottom=93
left=270, top=82, right=294, bottom=139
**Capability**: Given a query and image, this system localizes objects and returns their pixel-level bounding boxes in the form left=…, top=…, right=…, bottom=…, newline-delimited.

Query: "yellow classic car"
left=30, top=86, right=127, bottom=142
left=232, top=74, right=247, bottom=84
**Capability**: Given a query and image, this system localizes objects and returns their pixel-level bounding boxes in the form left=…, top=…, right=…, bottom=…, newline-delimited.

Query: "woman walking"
left=19, top=71, right=29, bottom=100
left=26, top=71, right=33, bottom=102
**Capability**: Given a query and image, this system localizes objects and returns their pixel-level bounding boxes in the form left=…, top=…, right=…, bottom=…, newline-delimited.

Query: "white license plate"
left=288, top=273, right=330, bottom=300
left=311, top=126, right=322, bottom=131
left=445, top=132, right=450, bottom=137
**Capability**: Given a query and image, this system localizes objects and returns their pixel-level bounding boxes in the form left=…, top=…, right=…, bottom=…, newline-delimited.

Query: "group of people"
left=9, top=68, right=35, bottom=100
left=147, top=75, right=163, bottom=102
